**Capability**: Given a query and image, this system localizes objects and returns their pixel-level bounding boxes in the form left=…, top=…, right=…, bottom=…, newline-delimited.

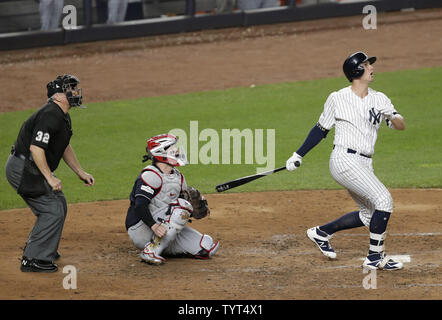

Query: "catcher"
left=125, top=133, right=220, bottom=265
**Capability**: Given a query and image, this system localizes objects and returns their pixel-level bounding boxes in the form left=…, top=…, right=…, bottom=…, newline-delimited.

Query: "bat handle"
left=294, top=161, right=300, bottom=167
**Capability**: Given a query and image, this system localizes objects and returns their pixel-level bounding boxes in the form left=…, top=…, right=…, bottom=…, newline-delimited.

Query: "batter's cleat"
left=307, top=227, right=337, bottom=259
left=140, top=243, right=166, bottom=265
left=363, top=253, right=403, bottom=271
left=20, top=257, right=58, bottom=273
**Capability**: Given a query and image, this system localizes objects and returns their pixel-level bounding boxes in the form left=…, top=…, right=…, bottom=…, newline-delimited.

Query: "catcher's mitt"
left=180, top=187, right=210, bottom=219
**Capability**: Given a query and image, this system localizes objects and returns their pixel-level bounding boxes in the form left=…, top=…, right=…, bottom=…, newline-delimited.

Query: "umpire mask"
left=47, top=74, right=84, bottom=108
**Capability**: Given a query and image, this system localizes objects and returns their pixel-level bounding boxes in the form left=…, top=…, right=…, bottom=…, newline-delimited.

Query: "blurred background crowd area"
left=0, top=0, right=355, bottom=33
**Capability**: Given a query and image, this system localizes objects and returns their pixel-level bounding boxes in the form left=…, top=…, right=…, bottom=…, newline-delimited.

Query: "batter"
left=286, top=52, right=406, bottom=270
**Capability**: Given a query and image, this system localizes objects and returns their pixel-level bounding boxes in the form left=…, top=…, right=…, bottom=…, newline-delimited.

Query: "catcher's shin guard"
left=140, top=242, right=166, bottom=265
left=194, top=234, right=220, bottom=260
left=141, top=208, right=190, bottom=264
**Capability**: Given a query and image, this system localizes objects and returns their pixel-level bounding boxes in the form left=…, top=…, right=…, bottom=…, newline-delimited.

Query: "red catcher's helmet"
left=145, top=133, right=187, bottom=167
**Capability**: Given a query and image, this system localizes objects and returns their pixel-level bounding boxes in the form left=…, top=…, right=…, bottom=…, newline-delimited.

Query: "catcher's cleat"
left=140, top=243, right=166, bottom=265
left=363, top=253, right=403, bottom=271
left=307, top=227, right=337, bottom=259
left=195, top=240, right=220, bottom=260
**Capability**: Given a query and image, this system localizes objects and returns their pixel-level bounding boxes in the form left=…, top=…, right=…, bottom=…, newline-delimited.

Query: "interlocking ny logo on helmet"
left=343, top=52, right=376, bottom=82
left=144, top=134, right=187, bottom=167
left=46, top=74, right=83, bottom=107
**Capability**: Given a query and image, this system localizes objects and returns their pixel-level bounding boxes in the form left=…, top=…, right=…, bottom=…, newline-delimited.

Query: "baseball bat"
left=215, top=161, right=300, bottom=192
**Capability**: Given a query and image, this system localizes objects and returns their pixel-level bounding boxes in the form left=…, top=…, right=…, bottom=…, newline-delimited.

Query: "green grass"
left=1, top=66, right=441, bottom=210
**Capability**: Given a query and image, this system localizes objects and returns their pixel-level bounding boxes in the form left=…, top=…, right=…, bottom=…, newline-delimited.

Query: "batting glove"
left=376, top=106, right=395, bottom=121
left=286, top=152, right=302, bottom=171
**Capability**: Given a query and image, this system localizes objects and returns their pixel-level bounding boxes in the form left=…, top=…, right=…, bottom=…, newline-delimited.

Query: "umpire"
left=5, top=74, right=95, bottom=273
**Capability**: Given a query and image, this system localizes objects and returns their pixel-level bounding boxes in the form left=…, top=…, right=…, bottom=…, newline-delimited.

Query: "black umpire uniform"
left=5, top=74, right=89, bottom=273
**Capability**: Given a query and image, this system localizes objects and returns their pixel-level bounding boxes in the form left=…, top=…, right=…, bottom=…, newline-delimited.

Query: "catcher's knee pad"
left=194, top=234, right=220, bottom=260
left=167, top=201, right=192, bottom=231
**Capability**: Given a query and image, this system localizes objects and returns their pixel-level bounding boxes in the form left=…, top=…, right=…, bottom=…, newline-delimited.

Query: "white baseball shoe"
left=140, top=243, right=166, bottom=265
left=307, top=226, right=337, bottom=259
left=363, top=252, right=403, bottom=271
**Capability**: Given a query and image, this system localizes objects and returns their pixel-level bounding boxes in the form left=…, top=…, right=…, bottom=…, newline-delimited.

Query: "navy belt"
left=334, top=145, right=371, bottom=158
left=347, top=148, right=371, bottom=158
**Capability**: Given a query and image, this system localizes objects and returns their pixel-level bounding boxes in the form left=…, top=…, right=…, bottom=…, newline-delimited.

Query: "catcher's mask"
left=343, top=51, right=376, bottom=82
left=143, top=133, right=187, bottom=167
left=47, top=74, right=84, bottom=108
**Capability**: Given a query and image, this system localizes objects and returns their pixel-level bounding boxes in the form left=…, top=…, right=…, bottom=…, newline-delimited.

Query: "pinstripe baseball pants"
left=329, top=146, right=393, bottom=227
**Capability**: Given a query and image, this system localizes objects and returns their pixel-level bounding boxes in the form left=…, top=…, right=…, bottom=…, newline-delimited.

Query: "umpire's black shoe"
left=54, top=251, right=61, bottom=260
left=20, top=257, right=58, bottom=273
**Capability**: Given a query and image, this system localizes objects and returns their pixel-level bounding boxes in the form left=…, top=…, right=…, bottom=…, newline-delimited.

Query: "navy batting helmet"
left=343, top=52, right=376, bottom=82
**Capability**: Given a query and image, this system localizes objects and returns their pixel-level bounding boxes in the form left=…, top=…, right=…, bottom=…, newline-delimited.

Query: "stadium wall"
left=0, top=0, right=441, bottom=51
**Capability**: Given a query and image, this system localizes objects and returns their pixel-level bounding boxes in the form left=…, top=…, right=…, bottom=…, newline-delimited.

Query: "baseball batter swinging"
left=125, top=133, right=220, bottom=265
left=286, top=52, right=406, bottom=270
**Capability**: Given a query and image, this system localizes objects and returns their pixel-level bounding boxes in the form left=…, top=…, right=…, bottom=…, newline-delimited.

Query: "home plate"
left=388, top=255, right=411, bottom=263
left=360, top=255, right=411, bottom=263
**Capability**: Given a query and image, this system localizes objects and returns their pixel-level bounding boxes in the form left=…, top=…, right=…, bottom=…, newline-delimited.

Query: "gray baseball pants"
left=5, top=154, right=67, bottom=262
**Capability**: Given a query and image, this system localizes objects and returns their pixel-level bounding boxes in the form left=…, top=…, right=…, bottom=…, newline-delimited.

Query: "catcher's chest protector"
left=146, top=165, right=184, bottom=213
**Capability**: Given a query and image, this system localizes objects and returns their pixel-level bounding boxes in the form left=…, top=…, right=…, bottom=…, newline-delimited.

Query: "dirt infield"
left=0, top=189, right=441, bottom=300
left=0, top=8, right=441, bottom=300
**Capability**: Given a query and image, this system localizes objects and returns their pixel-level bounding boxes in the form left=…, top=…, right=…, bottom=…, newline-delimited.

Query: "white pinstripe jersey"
left=318, top=86, right=397, bottom=156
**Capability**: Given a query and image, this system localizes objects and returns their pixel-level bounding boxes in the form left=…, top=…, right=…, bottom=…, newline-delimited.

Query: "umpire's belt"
left=10, top=146, right=29, bottom=161
left=333, top=145, right=372, bottom=158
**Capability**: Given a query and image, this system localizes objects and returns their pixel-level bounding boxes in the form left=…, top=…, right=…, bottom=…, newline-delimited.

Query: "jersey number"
left=35, top=131, right=50, bottom=143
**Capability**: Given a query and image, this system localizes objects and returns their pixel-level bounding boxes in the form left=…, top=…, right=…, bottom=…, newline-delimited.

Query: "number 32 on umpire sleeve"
left=35, top=131, right=50, bottom=144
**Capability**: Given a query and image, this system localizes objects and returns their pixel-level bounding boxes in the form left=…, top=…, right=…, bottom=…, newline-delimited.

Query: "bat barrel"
left=215, top=166, right=287, bottom=192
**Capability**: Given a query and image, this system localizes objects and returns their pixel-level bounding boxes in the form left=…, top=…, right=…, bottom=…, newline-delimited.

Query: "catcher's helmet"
left=343, top=52, right=376, bottom=82
left=47, top=74, right=83, bottom=107
left=144, top=133, right=187, bottom=167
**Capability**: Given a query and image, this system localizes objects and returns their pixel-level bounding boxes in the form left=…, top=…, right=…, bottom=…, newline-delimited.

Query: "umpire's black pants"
left=5, top=154, right=67, bottom=262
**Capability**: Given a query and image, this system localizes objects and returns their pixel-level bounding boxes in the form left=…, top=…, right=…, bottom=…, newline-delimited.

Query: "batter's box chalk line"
left=358, top=255, right=411, bottom=263
left=340, top=232, right=442, bottom=237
